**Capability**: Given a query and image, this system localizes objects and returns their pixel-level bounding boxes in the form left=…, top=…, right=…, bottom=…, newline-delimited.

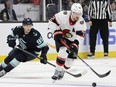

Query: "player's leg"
left=52, top=39, right=79, bottom=80
left=0, top=49, right=19, bottom=71
left=0, top=50, right=26, bottom=77
left=52, top=47, right=68, bottom=80
left=64, top=39, right=79, bottom=69
left=0, top=50, right=38, bottom=76
left=63, top=40, right=79, bottom=75
left=64, top=58, right=75, bottom=71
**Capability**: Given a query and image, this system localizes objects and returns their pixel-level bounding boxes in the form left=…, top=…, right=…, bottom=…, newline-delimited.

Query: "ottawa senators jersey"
left=48, top=11, right=87, bottom=41
left=10, top=26, right=47, bottom=52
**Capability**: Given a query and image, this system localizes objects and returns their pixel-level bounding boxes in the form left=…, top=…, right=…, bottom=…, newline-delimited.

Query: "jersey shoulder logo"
left=62, top=29, right=73, bottom=38
left=33, top=32, right=38, bottom=36
left=63, top=11, right=67, bottom=15
left=80, top=20, right=84, bottom=24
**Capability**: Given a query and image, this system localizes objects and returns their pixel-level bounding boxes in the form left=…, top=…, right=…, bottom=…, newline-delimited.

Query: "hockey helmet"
left=22, top=18, right=33, bottom=25
left=71, top=3, right=83, bottom=16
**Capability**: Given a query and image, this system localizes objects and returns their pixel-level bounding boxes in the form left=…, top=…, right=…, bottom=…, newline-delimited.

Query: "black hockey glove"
left=40, top=54, right=47, bottom=64
left=68, top=40, right=79, bottom=52
left=68, top=52, right=77, bottom=59
left=67, top=40, right=79, bottom=59
left=7, top=35, right=16, bottom=48
left=67, top=45, right=77, bottom=59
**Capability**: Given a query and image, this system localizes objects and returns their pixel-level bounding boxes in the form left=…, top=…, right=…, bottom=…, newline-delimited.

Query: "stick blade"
left=66, top=70, right=87, bottom=78
left=98, top=70, right=111, bottom=78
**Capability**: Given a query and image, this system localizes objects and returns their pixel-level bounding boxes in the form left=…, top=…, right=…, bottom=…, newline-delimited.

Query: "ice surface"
left=0, top=58, right=116, bottom=87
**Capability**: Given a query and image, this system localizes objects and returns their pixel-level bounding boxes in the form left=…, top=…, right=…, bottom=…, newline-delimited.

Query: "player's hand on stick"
left=40, top=54, right=47, bottom=64
left=67, top=44, right=78, bottom=59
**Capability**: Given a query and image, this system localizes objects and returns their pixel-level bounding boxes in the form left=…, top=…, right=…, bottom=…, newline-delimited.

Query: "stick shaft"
left=16, top=47, right=86, bottom=78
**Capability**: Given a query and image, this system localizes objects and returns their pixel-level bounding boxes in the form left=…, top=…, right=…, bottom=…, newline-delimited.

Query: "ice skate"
left=52, top=70, right=65, bottom=80
left=0, top=70, right=6, bottom=77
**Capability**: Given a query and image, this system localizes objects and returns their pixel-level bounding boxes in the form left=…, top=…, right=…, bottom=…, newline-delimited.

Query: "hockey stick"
left=61, top=39, right=111, bottom=78
left=16, top=47, right=87, bottom=78
left=77, top=55, right=111, bottom=78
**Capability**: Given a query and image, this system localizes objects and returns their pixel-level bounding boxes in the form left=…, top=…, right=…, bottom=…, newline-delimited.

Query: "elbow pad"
left=54, top=30, right=63, bottom=42
left=76, top=30, right=85, bottom=37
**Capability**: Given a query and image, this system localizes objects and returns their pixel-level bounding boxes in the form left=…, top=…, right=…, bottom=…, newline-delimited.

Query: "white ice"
left=0, top=58, right=116, bottom=87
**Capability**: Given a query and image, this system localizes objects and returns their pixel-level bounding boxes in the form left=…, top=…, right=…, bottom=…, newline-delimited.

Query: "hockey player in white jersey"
left=48, top=3, right=87, bottom=80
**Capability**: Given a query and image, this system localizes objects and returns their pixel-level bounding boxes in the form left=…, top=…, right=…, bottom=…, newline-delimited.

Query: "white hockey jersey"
left=48, top=11, right=87, bottom=41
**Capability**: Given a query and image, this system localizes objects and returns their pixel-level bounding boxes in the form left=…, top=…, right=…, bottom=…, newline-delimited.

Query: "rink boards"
left=0, top=22, right=116, bottom=61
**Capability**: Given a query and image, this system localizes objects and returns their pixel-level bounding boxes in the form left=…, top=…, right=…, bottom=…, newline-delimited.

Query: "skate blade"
left=52, top=79, right=57, bottom=83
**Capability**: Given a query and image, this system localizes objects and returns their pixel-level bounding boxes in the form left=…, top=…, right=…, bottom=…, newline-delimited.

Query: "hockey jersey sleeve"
left=48, top=16, right=60, bottom=33
left=34, top=32, right=49, bottom=55
left=12, top=26, right=24, bottom=36
left=8, top=26, right=19, bottom=37
left=75, top=17, right=87, bottom=40
left=7, top=26, right=19, bottom=48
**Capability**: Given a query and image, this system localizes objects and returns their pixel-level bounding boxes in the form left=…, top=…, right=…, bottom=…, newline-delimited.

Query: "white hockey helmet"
left=71, top=3, right=83, bottom=16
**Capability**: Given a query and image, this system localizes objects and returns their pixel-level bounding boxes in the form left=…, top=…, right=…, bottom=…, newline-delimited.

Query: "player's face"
left=23, top=25, right=32, bottom=35
left=71, top=12, right=81, bottom=21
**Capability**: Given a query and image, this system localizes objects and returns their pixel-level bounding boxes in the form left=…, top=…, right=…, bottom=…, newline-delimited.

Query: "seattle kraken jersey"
left=10, top=26, right=47, bottom=52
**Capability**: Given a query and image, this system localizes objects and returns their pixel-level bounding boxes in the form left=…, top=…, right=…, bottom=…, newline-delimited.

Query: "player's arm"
left=48, top=15, right=66, bottom=47
left=49, top=14, right=69, bottom=44
left=54, top=29, right=79, bottom=59
left=48, top=15, right=60, bottom=33
left=75, top=20, right=86, bottom=39
left=35, top=32, right=49, bottom=64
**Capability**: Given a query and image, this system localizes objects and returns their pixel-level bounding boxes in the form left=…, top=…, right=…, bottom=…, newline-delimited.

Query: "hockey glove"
left=40, top=54, right=47, bottom=64
left=7, top=35, right=16, bottom=48
left=68, top=52, right=77, bottom=59
left=67, top=40, right=79, bottom=59
left=76, top=30, right=85, bottom=37
left=67, top=45, right=77, bottom=59
left=68, top=40, right=79, bottom=52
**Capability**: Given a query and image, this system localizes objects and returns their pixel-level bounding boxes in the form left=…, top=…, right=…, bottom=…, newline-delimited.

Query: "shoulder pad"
left=14, top=26, right=22, bottom=29
left=32, top=29, right=40, bottom=37
left=17, top=26, right=22, bottom=28
left=63, top=11, right=68, bottom=15
left=80, top=20, right=84, bottom=25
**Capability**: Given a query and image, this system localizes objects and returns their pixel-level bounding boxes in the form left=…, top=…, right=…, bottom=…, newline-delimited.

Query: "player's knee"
left=8, top=49, right=17, bottom=57
left=15, top=54, right=25, bottom=62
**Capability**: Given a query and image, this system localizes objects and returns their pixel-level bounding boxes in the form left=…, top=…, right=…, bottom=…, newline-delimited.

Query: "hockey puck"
left=92, top=82, right=97, bottom=87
